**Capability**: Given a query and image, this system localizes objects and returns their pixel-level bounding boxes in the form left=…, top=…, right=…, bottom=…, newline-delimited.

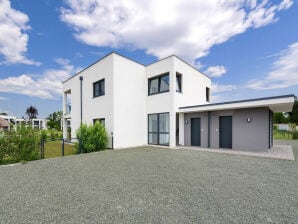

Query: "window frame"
left=93, top=118, right=105, bottom=127
left=148, top=73, right=170, bottom=96
left=148, top=112, right=170, bottom=146
left=206, top=87, right=210, bottom=102
left=93, top=79, right=105, bottom=98
left=176, top=72, right=182, bottom=93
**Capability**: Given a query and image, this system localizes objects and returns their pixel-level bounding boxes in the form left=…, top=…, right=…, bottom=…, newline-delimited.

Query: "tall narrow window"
left=93, top=118, right=105, bottom=127
left=148, top=73, right=169, bottom=95
left=93, top=79, right=105, bottom=97
left=206, top=87, right=210, bottom=102
left=176, top=73, right=182, bottom=92
left=148, top=113, right=169, bottom=145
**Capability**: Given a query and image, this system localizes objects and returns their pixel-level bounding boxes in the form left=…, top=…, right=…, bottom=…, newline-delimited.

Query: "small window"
left=148, top=73, right=169, bottom=95
left=176, top=73, right=182, bottom=92
left=93, top=118, right=105, bottom=127
left=93, top=79, right=105, bottom=97
left=206, top=87, right=210, bottom=102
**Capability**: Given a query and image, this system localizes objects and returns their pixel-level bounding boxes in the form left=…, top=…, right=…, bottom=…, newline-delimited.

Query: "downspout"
left=208, top=111, right=211, bottom=148
left=79, top=76, right=83, bottom=153
left=79, top=76, right=83, bottom=124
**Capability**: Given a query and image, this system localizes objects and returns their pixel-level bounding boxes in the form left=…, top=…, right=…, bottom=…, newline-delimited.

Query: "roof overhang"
left=179, top=95, right=295, bottom=113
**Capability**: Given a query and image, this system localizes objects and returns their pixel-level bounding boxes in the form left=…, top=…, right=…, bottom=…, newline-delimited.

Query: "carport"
left=178, top=95, right=295, bottom=152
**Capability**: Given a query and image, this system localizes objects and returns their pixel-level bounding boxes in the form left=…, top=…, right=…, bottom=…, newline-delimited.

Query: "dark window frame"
left=93, top=118, right=105, bottom=127
left=148, top=112, right=170, bottom=146
left=176, top=72, right=182, bottom=93
left=206, top=87, right=210, bottom=102
left=93, top=79, right=105, bottom=98
left=148, top=73, right=170, bottom=96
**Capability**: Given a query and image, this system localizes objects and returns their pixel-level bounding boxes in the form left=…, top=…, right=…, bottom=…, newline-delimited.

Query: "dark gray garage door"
left=219, top=116, right=232, bottom=149
left=191, top=118, right=201, bottom=146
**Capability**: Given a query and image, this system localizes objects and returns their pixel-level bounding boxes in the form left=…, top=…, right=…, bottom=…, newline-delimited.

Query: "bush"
left=75, top=121, right=108, bottom=153
left=0, top=125, right=40, bottom=165
left=292, top=131, right=298, bottom=139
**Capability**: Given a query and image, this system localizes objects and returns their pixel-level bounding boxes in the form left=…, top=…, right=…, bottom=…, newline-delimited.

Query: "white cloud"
left=60, top=0, right=292, bottom=63
left=0, top=0, right=38, bottom=65
left=0, top=58, right=79, bottom=99
left=212, top=83, right=237, bottom=93
left=0, top=96, right=7, bottom=100
left=204, top=66, right=227, bottom=77
left=246, top=42, right=298, bottom=90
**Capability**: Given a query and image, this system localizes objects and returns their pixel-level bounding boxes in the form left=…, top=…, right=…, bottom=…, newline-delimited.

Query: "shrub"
left=0, top=125, right=40, bottom=164
left=76, top=121, right=108, bottom=153
left=292, top=131, right=298, bottom=139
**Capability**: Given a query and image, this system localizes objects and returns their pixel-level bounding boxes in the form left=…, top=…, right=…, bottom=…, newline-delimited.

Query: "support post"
left=111, top=132, right=114, bottom=149
left=62, top=139, right=65, bottom=156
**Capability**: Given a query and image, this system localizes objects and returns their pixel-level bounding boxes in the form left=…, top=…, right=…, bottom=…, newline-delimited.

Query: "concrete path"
left=179, top=145, right=294, bottom=160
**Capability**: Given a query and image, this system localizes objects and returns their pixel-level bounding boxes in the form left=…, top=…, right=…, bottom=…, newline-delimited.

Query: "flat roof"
left=179, top=95, right=295, bottom=113
left=63, top=51, right=210, bottom=84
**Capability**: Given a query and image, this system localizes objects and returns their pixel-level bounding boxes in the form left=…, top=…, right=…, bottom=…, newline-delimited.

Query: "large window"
left=148, top=73, right=169, bottom=95
left=93, top=79, right=105, bottom=97
left=148, top=113, right=169, bottom=145
left=206, top=87, right=210, bottom=102
left=176, top=72, right=182, bottom=92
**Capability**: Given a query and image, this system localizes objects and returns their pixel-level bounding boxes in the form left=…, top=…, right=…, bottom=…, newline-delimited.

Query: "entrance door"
left=219, top=116, right=232, bottom=149
left=191, top=118, right=201, bottom=146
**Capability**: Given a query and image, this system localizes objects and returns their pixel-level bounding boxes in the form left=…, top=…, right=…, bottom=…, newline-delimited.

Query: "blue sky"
left=0, top=0, right=297, bottom=118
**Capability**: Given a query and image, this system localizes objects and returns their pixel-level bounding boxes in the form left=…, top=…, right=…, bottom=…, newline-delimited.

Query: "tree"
left=273, top=112, right=289, bottom=124
left=46, top=111, right=62, bottom=130
left=0, top=113, right=8, bottom=115
left=288, top=97, right=298, bottom=125
left=26, top=106, right=38, bottom=120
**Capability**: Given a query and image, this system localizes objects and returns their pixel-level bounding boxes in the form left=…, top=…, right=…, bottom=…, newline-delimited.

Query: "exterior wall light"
left=185, top=119, right=189, bottom=125
left=247, top=117, right=252, bottom=123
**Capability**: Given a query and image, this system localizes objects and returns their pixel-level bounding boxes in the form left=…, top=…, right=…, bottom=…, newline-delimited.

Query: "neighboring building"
left=0, top=118, right=10, bottom=131
left=275, top=123, right=298, bottom=131
left=0, top=115, right=47, bottom=130
left=62, top=52, right=294, bottom=152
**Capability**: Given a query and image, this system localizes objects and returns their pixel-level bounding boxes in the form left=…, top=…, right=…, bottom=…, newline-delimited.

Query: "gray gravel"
left=1, top=141, right=298, bottom=223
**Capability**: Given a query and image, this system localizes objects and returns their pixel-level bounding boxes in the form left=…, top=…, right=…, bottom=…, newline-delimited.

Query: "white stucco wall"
left=63, top=55, right=114, bottom=147
left=113, top=54, right=147, bottom=148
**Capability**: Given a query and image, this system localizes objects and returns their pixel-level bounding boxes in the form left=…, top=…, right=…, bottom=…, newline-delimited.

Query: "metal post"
left=40, top=139, right=43, bottom=159
left=111, top=132, right=114, bottom=149
left=62, top=139, right=65, bottom=156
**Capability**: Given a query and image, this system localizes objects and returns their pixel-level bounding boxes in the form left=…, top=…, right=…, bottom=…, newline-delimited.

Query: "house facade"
left=63, top=52, right=294, bottom=152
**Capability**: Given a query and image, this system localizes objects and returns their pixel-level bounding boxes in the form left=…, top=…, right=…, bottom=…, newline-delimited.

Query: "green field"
left=44, top=140, right=77, bottom=158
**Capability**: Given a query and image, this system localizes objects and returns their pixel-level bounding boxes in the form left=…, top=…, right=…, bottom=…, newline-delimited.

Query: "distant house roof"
left=0, top=118, right=10, bottom=128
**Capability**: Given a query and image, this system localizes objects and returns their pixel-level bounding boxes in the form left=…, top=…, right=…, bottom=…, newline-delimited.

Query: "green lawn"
left=44, top=140, right=77, bottom=158
left=0, top=140, right=297, bottom=223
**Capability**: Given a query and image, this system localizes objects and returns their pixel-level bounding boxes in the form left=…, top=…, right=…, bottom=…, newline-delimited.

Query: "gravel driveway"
left=1, top=140, right=297, bottom=223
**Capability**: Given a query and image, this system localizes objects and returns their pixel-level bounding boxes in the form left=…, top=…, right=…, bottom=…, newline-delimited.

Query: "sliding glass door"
left=148, top=113, right=169, bottom=145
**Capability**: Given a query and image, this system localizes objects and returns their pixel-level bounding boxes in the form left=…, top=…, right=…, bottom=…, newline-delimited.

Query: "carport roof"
left=179, top=94, right=295, bottom=113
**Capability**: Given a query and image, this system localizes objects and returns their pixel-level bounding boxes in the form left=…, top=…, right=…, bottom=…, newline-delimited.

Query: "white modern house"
left=0, top=115, right=47, bottom=130
left=63, top=52, right=294, bottom=152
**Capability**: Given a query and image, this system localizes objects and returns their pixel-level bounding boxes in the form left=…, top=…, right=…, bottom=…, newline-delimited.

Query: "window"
left=148, top=113, right=169, bottom=145
left=176, top=72, right=182, bottom=92
left=93, top=79, right=105, bottom=97
left=206, top=87, right=210, bottom=102
left=148, top=73, right=169, bottom=95
left=93, top=118, right=105, bottom=127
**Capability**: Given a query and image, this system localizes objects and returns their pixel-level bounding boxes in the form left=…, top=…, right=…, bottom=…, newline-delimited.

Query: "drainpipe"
left=79, top=76, right=83, bottom=124
left=79, top=76, right=83, bottom=153
left=208, top=111, right=211, bottom=148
